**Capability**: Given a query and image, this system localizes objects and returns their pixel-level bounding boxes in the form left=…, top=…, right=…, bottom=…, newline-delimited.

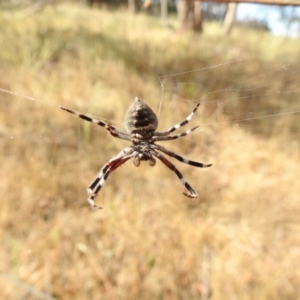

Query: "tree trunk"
left=223, top=3, right=237, bottom=35
left=194, top=1, right=202, bottom=32
left=177, top=0, right=193, bottom=31
left=177, top=0, right=203, bottom=32
left=161, top=0, right=168, bottom=27
left=81, top=0, right=88, bottom=6
left=128, top=0, right=140, bottom=14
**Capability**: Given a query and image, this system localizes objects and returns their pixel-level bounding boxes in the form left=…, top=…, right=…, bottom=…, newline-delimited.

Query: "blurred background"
left=0, top=0, right=300, bottom=299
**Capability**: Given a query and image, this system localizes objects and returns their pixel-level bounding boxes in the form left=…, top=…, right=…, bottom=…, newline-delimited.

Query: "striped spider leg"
left=60, top=98, right=212, bottom=208
left=153, top=102, right=200, bottom=141
left=59, top=106, right=132, bottom=141
left=151, top=144, right=212, bottom=198
left=151, top=150, right=199, bottom=198
left=87, top=147, right=137, bottom=209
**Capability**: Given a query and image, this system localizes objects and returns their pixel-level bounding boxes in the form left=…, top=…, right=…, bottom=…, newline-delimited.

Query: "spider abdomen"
left=125, top=97, right=158, bottom=134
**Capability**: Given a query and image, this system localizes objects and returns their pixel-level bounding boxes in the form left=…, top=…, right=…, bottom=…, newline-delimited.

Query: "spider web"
left=157, top=58, right=300, bottom=135
left=1, top=54, right=299, bottom=205
left=0, top=7, right=300, bottom=216
left=1, top=50, right=300, bottom=170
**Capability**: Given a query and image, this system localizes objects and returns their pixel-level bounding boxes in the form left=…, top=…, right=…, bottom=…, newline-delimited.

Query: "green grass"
left=0, top=3, right=300, bottom=299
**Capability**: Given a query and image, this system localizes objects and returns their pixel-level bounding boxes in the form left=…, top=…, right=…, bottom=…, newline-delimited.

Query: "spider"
left=60, top=97, right=212, bottom=209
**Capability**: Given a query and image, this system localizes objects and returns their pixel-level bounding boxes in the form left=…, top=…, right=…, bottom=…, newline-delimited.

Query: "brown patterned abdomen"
left=125, top=97, right=158, bottom=133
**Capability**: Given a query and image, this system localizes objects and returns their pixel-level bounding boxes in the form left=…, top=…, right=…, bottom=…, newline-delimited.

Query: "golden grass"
left=0, top=3, right=300, bottom=299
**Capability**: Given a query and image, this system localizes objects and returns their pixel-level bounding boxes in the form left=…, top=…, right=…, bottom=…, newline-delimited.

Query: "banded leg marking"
left=153, top=126, right=199, bottom=142
left=154, top=103, right=200, bottom=136
left=152, top=144, right=212, bottom=168
left=87, top=148, right=136, bottom=209
left=151, top=151, right=198, bottom=198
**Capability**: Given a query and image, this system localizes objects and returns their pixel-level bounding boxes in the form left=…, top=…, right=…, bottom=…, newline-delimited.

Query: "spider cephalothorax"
left=60, top=97, right=212, bottom=209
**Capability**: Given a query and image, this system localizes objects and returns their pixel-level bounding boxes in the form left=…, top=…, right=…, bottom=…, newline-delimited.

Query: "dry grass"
left=0, top=3, right=300, bottom=299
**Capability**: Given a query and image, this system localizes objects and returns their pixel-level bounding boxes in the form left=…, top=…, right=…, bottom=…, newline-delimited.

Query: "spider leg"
left=60, top=106, right=131, bottom=140
left=106, top=125, right=132, bottom=141
left=151, top=150, right=198, bottom=198
left=152, top=144, right=212, bottom=168
left=60, top=106, right=108, bottom=127
left=153, top=126, right=199, bottom=142
left=87, top=147, right=136, bottom=209
left=153, top=103, right=200, bottom=136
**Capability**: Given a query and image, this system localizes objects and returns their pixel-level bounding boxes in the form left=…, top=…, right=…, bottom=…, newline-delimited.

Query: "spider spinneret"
left=60, top=97, right=212, bottom=209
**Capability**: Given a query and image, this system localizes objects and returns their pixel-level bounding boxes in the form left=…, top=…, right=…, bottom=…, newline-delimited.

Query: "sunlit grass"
left=0, top=3, right=299, bottom=299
